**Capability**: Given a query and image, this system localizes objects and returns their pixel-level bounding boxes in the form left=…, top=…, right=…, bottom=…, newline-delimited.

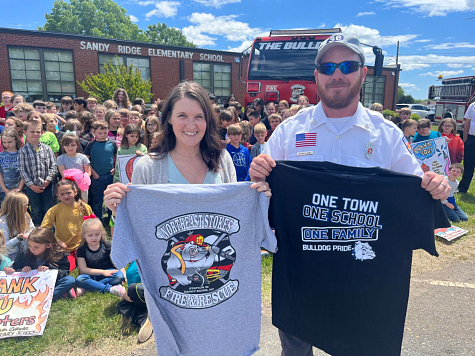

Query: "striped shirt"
left=18, top=142, right=57, bottom=187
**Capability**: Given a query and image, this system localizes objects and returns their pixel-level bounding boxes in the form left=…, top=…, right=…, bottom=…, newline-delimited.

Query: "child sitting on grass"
left=4, top=227, right=76, bottom=301
left=75, top=216, right=125, bottom=296
left=442, top=163, right=468, bottom=223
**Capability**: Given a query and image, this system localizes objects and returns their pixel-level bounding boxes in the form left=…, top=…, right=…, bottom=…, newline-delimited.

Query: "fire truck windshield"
left=248, top=40, right=323, bottom=81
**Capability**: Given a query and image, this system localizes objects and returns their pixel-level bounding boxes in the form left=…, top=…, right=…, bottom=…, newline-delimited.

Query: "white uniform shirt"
left=464, top=102, right=475, bottom=136
left=263, top=102, right=424, bottom=177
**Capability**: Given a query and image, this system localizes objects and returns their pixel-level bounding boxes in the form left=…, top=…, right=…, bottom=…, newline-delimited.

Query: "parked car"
left=396, top=104, right=435, bottom=120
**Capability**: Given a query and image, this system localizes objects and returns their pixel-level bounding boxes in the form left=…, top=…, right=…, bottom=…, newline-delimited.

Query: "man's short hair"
left=32, top=100, right=46, bottom=108
left=5, top=111, right=16, bottom=119
left=248, top=110, right=260, bottom=119
left=227, top=124, right=243, bottom=136
left=450, top=163, right=464, bottom=174
left=12, top=103, right=34, bottom=114
left=144, top=108, right=152, bottom=116
left=254, top=123, right=267, bottom=135
left=92, top=120, right=108, bottom=131
left=218, top=110, right=233, bottom=123
left=133, top=98, right=144, bottom=106
left=417, top=119, right=431, bottom=129
left=74, top=97, right=87, bottom=108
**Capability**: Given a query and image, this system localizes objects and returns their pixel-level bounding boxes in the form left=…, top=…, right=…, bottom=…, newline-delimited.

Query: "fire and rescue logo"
left=290, top=84, right=306, bottom=103
left=155, top=213, right=240, bottom=309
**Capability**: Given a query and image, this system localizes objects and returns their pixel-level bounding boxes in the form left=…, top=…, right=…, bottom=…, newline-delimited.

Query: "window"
left=193, top=63, right=231, bottom=102
left=8, top=47, right=76, bottom=102
left=98, top=54, right=151, bottom=81
left=362, top=75, right=386, bottom=108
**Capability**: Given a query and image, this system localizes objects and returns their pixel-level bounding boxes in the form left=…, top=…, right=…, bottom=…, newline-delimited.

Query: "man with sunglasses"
left=250, top=34, right=450, bottom=355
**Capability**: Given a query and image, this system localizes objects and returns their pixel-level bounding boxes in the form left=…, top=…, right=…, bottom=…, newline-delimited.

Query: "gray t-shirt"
left=112, top=183, right=276, bottom=356
left=56, top=153, right=90, bottom=173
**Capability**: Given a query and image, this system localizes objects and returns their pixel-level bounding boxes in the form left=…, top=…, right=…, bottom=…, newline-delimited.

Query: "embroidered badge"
left=295, top=133, right=317, bottom=148
left=365, top=142, right=374, bottom=159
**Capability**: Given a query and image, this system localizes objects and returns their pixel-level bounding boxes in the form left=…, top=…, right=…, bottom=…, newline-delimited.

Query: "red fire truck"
left=239, top=28, right=383, bottom=108
left=428, top=76, right=475, bottom=133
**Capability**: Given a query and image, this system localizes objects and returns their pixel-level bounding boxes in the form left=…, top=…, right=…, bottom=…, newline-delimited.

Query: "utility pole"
left=392, top=41, right=400, bottom=111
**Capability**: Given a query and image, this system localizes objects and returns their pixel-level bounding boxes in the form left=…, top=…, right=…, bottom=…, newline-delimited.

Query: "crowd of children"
left=373, top=102, right=468, bottom=223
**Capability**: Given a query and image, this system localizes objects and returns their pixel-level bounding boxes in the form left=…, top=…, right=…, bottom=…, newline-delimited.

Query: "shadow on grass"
left=456, top=192, right=475, bottom=205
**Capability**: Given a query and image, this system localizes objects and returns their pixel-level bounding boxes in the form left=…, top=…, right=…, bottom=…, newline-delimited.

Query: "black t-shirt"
left=77, top=241, right=115, bottom=270
left=268, top=161, right=449, bottom=356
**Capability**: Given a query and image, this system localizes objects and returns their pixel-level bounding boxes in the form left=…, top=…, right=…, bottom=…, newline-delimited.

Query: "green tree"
left=397, top=86, right=416, bottom=104
left=78, top=57, right=152, bottom=103
left=145, top=23, right=196, bottom=48
left=39, top=0, right=196, bottom=47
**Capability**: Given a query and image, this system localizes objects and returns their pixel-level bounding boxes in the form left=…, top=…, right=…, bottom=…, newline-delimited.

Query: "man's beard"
left=317, top=72, right=363, bottom=110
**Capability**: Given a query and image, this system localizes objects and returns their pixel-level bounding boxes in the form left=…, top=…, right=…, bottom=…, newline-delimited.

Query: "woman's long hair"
left=149, top=81, right=222, bottom=172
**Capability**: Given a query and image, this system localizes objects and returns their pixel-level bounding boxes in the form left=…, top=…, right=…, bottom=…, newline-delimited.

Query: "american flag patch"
left=296, top=133, right=317, bottom=147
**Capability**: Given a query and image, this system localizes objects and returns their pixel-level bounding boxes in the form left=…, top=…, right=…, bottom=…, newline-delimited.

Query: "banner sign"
left=118, top=154, right=144, bottom=185
left=0, top=269, right=57, bottom=339
left=411, top=137, right=451, bottom=177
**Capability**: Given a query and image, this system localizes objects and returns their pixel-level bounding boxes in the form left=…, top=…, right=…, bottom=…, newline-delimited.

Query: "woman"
left=104, top=82, right=269, bottom=215
left=113, top=88, right=132, bottom=110
left=0, top=91, right=14, bottom=124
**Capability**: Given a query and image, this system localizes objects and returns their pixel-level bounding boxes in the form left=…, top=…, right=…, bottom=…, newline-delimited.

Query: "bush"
left=382, top=109, right=396, bottom=118
left=78, top=56, right=152, bottom=103
left=410, top=113, right=421, bottom=121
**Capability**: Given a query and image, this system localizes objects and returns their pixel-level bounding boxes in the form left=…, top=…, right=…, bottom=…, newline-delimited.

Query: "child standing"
left=218, top=110, right=233, bottom=147
left=41, top=179, right=93, bottom=270
left=4, top=117, right=24, bottom=145
left=442, top=163, right=468, bottom=223
left=44, top=113, right=65, bottom=143
left=84, top=121, right=117, bottom=221
left=401, top=119, right=418, bottom=144
left=113, top=124, right=147, bottom=183
left=79, top=111, right=96, bottom=142
left=57, top=134, right=91, bottom=201
left=149, top=132, right=160, bottom=151
left=94, top=105, right=107, bottom=121
left=76, top=217, right=125, bottom=296
left=226, top=124, right=251, bottom=182
left=248, top=110, right=261, bottom=145
left=250, top=123, right=267, bottom=159
left=18, top=120, right=57, bottom=226
left=266, top=113, right=282, bottom=141
left=4, top=227, right=75, bottom=301
left=239, top=120, right=252, bottom=150
left=144, top=116, right=160, bottom=148
left=438, top=118, right=464, bottom=164
left=105, top=109, right=122, bottom=147
left=0, top=192, right=34, bottom=260
left=0, top=129, right=25, bottom=200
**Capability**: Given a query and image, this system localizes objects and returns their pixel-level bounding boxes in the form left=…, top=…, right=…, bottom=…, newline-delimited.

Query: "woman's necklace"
left=172, top=150, right=199, bottom=159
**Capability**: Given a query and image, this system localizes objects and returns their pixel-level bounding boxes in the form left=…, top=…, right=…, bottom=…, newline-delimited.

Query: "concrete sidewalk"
left=124, top=261, right=475, bottom=355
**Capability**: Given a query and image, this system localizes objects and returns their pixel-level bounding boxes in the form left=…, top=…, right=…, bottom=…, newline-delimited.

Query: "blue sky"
left=5, top=0, right=475, bottom=100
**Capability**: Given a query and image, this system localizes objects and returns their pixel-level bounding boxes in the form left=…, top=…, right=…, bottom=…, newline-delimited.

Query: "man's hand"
left=249, top=154, right=276, bottom=182
left=421, top=171, right=451, bottom=201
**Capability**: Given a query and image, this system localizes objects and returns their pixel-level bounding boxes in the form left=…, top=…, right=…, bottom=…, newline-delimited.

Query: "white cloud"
left=375, top=0, right=474, bottom=17
left=414, top=39, right=432, bottom=43
left=356, top=11, right=376, bottom=17
left=421, top=70, right=464, bottom=77
left=192, top=0, right=241, bottom=7
left=337, top=24, right=418, bottom=47
left=424, top=42, right=475, bottom=50
left=182, top=13, right=265, bottom=47
left=447, top=63, right=471, bottom=68
left=129, top=15, right=139, bottom=23
left=399, top=82, right=420, bottom=90
left=385, top=53, right=475, bottom=71
left=145, top=1, right=180, bottom=18
left=318, top=23, right=326, bottom=28
left=227, top=40, right=254, bottom=53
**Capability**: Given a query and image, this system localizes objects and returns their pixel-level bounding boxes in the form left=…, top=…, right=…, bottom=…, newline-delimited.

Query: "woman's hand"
left=104, top=183, right=131, bottom=216
left=37, top=266, right=49, bottom=272
left=251, top=181, right=272, bottom=198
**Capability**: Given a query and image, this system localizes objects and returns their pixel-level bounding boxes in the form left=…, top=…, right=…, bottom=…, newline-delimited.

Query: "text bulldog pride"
left=301, top=192, right=382, bottom=260
left=155, top=213, right=241, bottom=309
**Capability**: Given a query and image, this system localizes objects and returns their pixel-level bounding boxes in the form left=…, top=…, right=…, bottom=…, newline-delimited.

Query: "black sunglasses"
left=316, top=61, right=362, bottom=76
